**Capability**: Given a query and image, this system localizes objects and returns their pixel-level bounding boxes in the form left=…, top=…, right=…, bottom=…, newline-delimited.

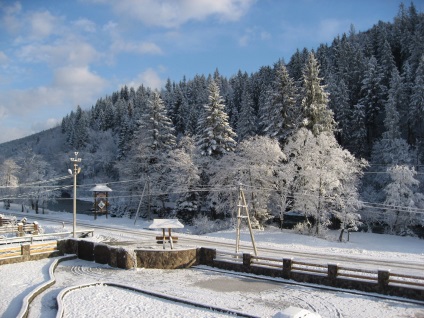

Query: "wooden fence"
left=0, top=222, right=40, bottom=236
left=203, top=248, right=424, bottom=301
left=0, top=241, right=61, bottom=265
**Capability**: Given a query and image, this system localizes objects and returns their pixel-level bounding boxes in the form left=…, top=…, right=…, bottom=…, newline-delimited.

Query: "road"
left=4, top=211, right=423, bottom=276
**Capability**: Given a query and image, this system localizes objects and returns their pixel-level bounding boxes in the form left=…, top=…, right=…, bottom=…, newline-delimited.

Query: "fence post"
left=243, top=253, right=251, bottom=272
left=199, top=248, right=216, bottom=266
left=17, top=222, right=24, bottom=237
left=21, top=243, right=30, bottom=260
left=328, top=264, right=338, bottom=284
left=282, top=258, right=293, bottom=279
left=33, top=221, right=39, bottom=235
left=378, top=270, right=390, bottom=292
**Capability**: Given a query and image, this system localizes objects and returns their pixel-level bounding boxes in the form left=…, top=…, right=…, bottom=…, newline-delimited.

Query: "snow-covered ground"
left=0, top=205, right=423, bottom=317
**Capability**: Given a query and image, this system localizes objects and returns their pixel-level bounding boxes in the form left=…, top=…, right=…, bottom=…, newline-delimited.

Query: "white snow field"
left=0, top=205, right=423, bottom=317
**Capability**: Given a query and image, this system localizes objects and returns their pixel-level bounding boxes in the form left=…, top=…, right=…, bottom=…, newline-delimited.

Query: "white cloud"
left=0, top=66, right=108, bottom=117
left=91, top=0, right=255, bottom=28
left=112, top=40, right=163, bottom=55
left=18, top=39, right=100, bottom=67
left=73, top=18, right=97, bottom=33
left=0, top=51, right=8, bottom=64
left=29, top=10, right=60, bottom=39
left=238, top=27, right=271, bottom=47
left=127, top=68, right=164, bottom=90
left=1, top=2, right=22, bottom=35
left=53, top=66, right=108, bottom=101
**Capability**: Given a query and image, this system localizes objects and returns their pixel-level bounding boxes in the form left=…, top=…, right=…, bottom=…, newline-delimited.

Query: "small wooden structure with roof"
left=90, top=184, right=112, bottom=220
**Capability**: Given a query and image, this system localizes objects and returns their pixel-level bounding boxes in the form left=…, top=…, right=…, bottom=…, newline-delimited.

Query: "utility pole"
left=70, top=152, right=82, bottom=238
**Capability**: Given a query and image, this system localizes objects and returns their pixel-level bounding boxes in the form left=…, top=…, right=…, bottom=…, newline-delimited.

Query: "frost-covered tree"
left=355, top=56, right=385, bottom=151
left=410, top=55, right=424, bottom=156
left=237, top=80, right=257, bottom=141
left=17, top=149, right=58, bottom=214
left=300, top=52, right=335, bottom=136
left=120, top=91, right=176, bottom=215
left=0, top=159, right=20, bottom=209
left=138, top=91, right=176, bottom=152
left=262, top=62, right=299, bottom=143
left=197, top=80, right=237, bottom=158
left=365, top=69, right=416, bottom=203
left=284, top=128, right=366, bottom=235
left=164, top=136, right=200, bottom=220
left=383, top=165, right=424, bottom=235
left=209, top=136, right=289, bottom=228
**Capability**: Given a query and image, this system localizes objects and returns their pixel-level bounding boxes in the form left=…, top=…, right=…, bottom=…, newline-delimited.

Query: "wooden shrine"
left=90, top=184, right=112, bottom=220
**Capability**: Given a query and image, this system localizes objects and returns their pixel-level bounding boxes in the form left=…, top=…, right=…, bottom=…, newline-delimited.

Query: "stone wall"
left=135, top=248, right=198, bottom=269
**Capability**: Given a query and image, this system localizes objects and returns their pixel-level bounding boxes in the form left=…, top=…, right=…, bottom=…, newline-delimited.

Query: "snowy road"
left=7, top=211, right=423, bottom=276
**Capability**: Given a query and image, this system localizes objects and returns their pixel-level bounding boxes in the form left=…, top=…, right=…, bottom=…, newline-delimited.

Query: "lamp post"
left=70, top=152, right=81, bottom=238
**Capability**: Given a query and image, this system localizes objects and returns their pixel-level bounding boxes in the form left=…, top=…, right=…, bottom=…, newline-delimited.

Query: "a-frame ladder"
left=235, top=184, right=258, bottom=256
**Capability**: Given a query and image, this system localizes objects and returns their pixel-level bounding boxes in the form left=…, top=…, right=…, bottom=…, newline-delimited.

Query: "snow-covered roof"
left=149, top=218, right=184, bottom=229
left=89, top=184, right=112, bottom=192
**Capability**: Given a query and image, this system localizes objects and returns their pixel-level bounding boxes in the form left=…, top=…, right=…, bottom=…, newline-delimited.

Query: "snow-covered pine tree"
left=384, top=165, right=424, bottom=235
left=300, top=52, right=335, bottom=136
left=119, top=91, right=176, bottom=216
left=197, top=80, right=237, bottom=158
left=362, top=69, right=417, bottom=227
left=138, top=91, right=176, bottom=153
left=409, top=55, right=424, bottom=157
left=237, top=80, right=257, bottom=141
left=284, top=54, right=366, bottom=236
left=355, top=56, right=386, bottom=152
left=327, top=74, right=350, bottom=145
left=262, top=61, right=299, bottom=143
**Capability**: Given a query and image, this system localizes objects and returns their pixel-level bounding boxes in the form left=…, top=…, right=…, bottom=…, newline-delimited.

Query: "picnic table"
left=149, top=219, right=184, bottom=249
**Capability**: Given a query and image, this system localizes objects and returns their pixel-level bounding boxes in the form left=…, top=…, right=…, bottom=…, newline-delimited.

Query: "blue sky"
left=0, top=0, right=421, bottom=144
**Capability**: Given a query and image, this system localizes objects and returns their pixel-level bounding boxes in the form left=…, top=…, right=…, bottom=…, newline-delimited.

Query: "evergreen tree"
left=262, top=62, right=298, bottom=143
left=355, top=56, right=385, bottom=152
left=197, top=80, right=237, bottom=158
left=327, top=74, right=350, bottom=145
left=237, top=81, right=257, bottom=141
left=73, top=106, right=89, bottom=150
left=363, top=70, right=416, bottom=215
left=410, top=55, right=424, bottom=157
left=384, top=165, right=424, bottom=235
left=300, top=52, right=335, bottom=136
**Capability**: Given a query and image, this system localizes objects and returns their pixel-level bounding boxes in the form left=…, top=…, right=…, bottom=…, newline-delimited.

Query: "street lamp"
left=70, top=152, right=82, bottom=238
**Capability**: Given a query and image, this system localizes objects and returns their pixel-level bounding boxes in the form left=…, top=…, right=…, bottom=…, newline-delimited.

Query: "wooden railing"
left=0, top=229, right=94, bottom=245
left=205, top=248, right=424, bottom=301
left=0, top=222, right=40, bottom=236
left=0, top=241, right=58, bottom=260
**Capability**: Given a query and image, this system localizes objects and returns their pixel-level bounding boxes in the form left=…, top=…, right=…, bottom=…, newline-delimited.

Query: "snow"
left=0, top=205, right=423, bottom=318
left=149, top=218, right=184, bottom=229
